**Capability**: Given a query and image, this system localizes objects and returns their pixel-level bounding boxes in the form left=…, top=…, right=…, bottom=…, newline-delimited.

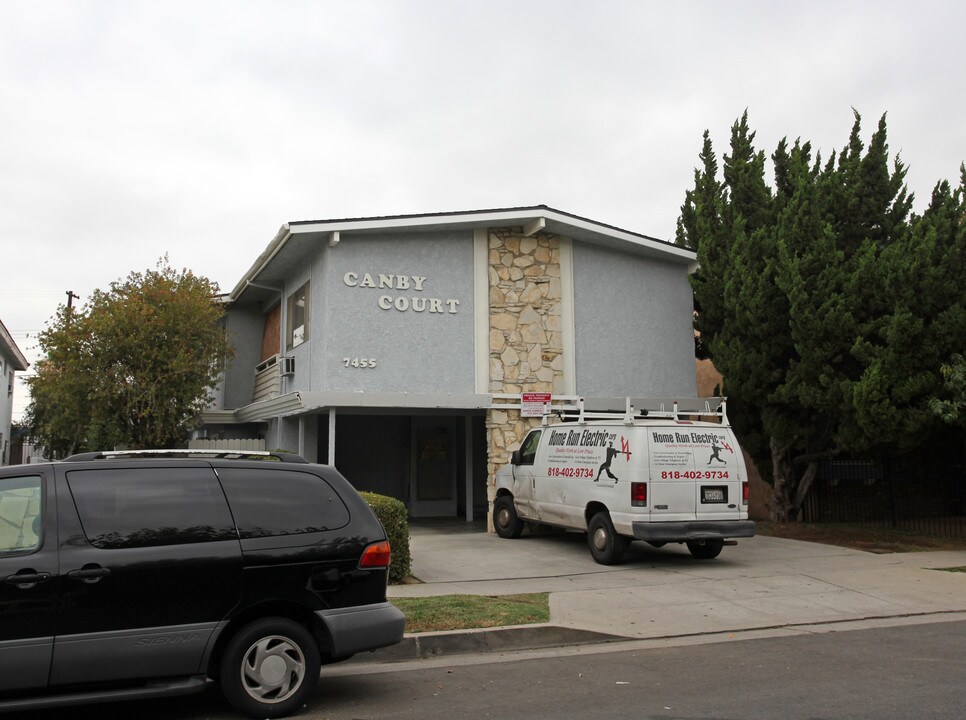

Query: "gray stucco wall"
left=223, top=305, right=267, bottom=408
left=571, top=242, right=696, bottom=397
left=309, top=230, right=477, bottom=395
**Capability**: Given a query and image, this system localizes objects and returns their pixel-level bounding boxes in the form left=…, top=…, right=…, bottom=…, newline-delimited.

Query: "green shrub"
left=360, top=492, right=412, bottom=582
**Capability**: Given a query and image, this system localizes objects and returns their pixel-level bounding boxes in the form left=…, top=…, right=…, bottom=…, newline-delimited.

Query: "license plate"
left=702, top=486, right=727, bottom=503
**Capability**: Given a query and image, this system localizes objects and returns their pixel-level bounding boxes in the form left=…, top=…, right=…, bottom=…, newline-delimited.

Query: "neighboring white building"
left=199, top=206, right=698, bottom=520
left=0, top=318, right=28, bottom=466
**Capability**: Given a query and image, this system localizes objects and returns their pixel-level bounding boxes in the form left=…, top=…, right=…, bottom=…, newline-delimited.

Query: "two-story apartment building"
left=200, top=206, right=698, bottom=519
left=0, top=318, right=28, bottom=466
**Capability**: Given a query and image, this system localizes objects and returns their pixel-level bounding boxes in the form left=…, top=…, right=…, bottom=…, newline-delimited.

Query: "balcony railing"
left=253, top=355, right=294, bottom=404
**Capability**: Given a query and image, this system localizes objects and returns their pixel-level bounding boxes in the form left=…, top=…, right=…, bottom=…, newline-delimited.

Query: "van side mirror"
left=510, top=449, right=523, bottom=465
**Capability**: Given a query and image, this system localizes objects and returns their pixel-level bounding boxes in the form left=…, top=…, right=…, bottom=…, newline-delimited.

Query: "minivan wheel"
left=587, top=511, right=628, bottom=565
left=220, top=617, right=321, bottom=719
left=687, top=539, right=724, bottom=560
left=493, top=496, right=525, bottom=539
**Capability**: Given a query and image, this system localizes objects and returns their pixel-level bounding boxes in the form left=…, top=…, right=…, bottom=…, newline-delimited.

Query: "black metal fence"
left=801, top=455, right=966, bottom=539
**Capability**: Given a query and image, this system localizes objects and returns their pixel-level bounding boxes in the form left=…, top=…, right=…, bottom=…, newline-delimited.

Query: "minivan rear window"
left=216, top=468, right=350, bottom=538
left=66, top=468, right=237, bottom=549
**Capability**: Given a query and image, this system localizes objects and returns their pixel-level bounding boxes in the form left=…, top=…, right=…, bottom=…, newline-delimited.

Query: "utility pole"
left=65, top=290, right=81, bottom=326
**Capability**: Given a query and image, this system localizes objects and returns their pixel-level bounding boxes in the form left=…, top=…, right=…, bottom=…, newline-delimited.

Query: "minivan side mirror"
left=510, top=449, right=523, bottom=465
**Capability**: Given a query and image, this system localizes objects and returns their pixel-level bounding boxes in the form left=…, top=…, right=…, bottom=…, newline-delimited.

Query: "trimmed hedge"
left=360, top=492, right=412, bottom=582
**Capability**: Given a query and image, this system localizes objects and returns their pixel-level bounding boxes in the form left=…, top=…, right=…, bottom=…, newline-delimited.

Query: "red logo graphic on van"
left=595, top=436, right=631, bottom=483
left=620, top=436, right=632, bottom=459
left=708, top=438, right=732, bottom=465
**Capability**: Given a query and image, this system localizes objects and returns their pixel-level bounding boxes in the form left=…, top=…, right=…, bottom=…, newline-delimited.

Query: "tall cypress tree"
left=678, top=112, right=961, bottom=521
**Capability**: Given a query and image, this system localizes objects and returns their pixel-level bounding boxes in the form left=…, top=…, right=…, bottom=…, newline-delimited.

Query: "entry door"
left=410, top=418, right=457, bottom=517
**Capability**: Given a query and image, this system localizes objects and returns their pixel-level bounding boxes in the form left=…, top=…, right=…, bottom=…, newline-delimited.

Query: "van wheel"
left=493, top=496, right=524, bottom=539
left=587, top=512, right=628, bottom=565
left=687, top=539, right=724, bottom=560
left=220, top=617, right=321, bottom=719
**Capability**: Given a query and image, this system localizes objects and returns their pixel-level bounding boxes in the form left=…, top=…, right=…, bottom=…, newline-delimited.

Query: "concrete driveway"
left=388, top=521, right=966, bottom=642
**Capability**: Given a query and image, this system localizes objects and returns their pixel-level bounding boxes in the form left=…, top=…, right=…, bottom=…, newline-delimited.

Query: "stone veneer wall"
left=485, top=230, right=566, bottom=516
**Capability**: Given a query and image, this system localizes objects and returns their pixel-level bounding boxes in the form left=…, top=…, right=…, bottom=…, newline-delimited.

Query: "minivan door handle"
left=67, top=565, right=111, bottom=583
left=6, top=570, right=51, bottom=588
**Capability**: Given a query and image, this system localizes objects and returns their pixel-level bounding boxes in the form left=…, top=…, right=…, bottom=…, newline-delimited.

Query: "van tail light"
left=631, top=482, right=647, bottom=507
left=359, top=540, right=392, bottom=569
left=742, top=481, right=749, bottom=505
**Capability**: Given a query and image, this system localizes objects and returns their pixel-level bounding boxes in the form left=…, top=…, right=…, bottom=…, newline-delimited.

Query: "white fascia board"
left=288, top=208, right=548, bottom=236
left=298, top=391, right=492, bottom=410
left=229, top=224, right=292, bottom=301
left=227, top=391, right=493, bottom=423
left=290, top=208, right=695, bottom=264
left=0, top=319, right=28, bottom=370
left=233, top=392, right=305, bottom=423
left=199, top=409, right=242, bottom=425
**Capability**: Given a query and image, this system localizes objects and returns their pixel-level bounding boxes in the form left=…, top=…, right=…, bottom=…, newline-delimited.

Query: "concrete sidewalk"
left=371, top=520, right=966, bottom=661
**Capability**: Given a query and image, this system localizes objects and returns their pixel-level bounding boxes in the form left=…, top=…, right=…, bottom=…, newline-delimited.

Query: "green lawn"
left=392, top=593, right=550, bottom=633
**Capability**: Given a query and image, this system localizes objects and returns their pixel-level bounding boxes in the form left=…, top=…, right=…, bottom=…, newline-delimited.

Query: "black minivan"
left=0, top=450, right=405, bottom=718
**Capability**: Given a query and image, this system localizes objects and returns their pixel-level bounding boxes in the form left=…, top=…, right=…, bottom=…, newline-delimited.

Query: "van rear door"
left=691, top=427, right=744, bottom=522
left=646, top=425, right=698, bottom=523
left=646, top=423, right=743, bottom=523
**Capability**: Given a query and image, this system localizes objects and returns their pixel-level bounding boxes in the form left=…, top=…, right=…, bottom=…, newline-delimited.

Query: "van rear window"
left=216, top=468, right=350, bottom=538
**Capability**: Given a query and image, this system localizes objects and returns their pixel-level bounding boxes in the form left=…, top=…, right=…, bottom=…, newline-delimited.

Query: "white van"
left=493, top=398, right=755, bottom=564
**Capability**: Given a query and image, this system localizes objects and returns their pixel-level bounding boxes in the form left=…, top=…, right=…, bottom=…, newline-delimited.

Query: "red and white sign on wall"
left=521, top=392, right=552, bottom=417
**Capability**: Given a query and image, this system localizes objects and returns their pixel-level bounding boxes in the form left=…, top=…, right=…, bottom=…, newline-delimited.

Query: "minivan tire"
left=220, top=617, right=322, bottom=719
left=587, top=511, right=628, bottom=565
left=687, top=539, right=724, bottom=560
left=493, top=496, right=525, bottom=539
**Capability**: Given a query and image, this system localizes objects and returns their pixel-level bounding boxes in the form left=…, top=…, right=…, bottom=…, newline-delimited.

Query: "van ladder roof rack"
left=545, top=397, right=729, bottom=425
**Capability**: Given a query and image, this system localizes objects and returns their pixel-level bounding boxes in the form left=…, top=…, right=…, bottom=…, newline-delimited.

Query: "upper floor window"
left=287, top=282, right=309, bottom=349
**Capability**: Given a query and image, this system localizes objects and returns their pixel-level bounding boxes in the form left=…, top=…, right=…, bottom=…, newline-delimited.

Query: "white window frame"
left=286, top=282, right=310, bottom=350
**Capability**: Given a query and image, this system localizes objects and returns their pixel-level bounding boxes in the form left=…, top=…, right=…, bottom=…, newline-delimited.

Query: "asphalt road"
left=9, top=619, right=966, bottom=720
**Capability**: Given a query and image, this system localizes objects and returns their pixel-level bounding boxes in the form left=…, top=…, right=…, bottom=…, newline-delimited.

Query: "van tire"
left=587, top=512, right=628, bottom=565
left=493, top=496, right=525, bottom=539
left=687, top=539, right=724, bottom=560
left=220, top=617, right=321, bottom=718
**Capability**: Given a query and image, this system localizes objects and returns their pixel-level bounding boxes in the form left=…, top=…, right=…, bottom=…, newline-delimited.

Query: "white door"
left=647, top=424, right=743, bottom=522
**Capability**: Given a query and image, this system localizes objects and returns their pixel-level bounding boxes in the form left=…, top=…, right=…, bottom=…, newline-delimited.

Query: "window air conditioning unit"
left=280, top=357, right=296, bottom=377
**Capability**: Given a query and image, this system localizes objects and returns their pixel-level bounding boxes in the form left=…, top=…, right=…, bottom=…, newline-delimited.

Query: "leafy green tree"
left=677, top=111, right=965, bottom=521
left=23, top=306, right=94, bottom=456
left=26, top=258, right=233, bottom=454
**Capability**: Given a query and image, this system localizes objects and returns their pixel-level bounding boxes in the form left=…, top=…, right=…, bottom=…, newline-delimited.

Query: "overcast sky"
left=3, top=0, right=965, bottom=421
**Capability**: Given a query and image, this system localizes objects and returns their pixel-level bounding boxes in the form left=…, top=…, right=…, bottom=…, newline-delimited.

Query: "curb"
left=351, top=624, right=626, bottom=664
